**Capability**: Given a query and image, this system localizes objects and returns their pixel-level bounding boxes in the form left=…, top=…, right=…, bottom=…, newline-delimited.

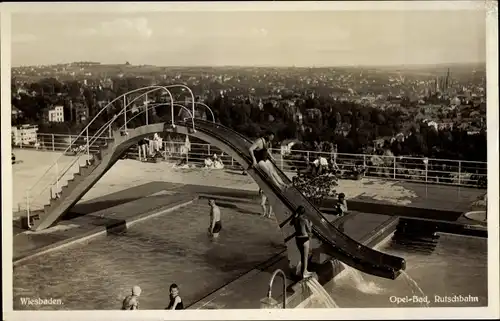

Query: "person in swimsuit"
left=121, top=285, right=141, bottom=310
left=290, top=205, right=313, bottom=279
left=334, top=193, right=348, bottom=233
left=138, top=138, right=148, bottom=161
left=334, top=193, right=348, bottom=217
left=249, top=131, right=289, bottom=191
left=259, top=188, right=273, bottom=218
left=166, top=283, right=184, bottom=310
left=208, top=199, right=222, bottom=239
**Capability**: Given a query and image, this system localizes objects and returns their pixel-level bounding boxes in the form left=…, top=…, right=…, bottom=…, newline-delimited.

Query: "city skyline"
left=10, top=8, right=487, bottom=68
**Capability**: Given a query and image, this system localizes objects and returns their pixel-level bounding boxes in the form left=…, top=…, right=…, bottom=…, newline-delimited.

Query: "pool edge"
left=12, top=197, right=198, bottom=267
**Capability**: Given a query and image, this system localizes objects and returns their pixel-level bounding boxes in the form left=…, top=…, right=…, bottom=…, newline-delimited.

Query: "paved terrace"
left=12, top=150, right=485, bottom=217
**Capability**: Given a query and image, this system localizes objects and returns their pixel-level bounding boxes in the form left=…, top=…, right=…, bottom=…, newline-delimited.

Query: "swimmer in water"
left=166, top=283, right=184, bottom=310
left=208, top=199, right=222, bottom=239
left=121, top=285, right=141, bottom=310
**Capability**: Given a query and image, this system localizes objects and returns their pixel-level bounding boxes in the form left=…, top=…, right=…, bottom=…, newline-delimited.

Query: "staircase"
left=20, top=85, right=211, bottom=231
left=22, top=134, right=119, bottom=231
left=23, top=122, right=184, bottom=231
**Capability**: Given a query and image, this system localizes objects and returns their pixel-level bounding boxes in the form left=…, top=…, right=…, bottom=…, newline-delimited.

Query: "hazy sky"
left=10, top=9, right=487, bottom=67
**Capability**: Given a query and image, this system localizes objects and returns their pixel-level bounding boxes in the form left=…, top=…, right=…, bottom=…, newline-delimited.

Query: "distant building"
left=70, top=100, right=89, bottom=123
left=450, top=96, right=461, bottom=108
left=48, top=105, right=65, bottom=123
left=305, top=108, right=322, bottom=121
left=101, top=78, right=113, bottom=89
left=12, top=124, right=38, bottom=146
left=438, top=120, right=454, bottom=130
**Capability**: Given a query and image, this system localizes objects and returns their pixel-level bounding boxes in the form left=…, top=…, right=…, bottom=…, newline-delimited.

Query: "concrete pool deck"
left=12, top=149, right=486, bottom=217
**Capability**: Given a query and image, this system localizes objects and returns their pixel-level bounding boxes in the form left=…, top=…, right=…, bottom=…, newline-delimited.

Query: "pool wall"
left=13, top=197, right=198, bottom=266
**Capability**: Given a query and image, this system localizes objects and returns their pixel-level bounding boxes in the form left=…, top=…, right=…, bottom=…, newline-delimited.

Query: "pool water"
left=13, top=201, right=286, bottom=310
left=327, top=234, right=488, bottom=308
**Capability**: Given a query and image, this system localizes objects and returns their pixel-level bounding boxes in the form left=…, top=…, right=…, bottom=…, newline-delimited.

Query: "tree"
left=10, top=75, right=487, bottom=162
left=293, top=172, right=338, bottom=206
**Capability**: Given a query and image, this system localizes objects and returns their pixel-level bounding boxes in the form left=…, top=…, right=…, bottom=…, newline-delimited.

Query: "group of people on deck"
left=204, top=153, right=224, bottom=169
left=137, top=133, right=163, bottom=161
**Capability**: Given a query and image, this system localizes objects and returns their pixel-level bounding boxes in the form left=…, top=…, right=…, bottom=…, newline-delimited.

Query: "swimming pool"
left=13, top=201, right=286, bottom=310
left=327, top=233, right=487, bottom=308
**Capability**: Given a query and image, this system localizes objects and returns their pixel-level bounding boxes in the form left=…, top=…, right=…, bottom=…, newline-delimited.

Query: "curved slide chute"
left=32, top=119, right=404, bottom=279
left=192, top=120, right=405, bottom=280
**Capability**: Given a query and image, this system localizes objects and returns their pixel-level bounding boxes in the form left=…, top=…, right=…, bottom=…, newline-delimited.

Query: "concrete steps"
left=26, top=139, right=115, bottom=230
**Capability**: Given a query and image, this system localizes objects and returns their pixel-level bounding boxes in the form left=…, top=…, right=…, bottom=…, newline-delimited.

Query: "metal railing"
left=18, top=85, right=198, bottom=216
left=15, top=133, right=488, bottom=189
left=275, top=149, right=487, bottom=187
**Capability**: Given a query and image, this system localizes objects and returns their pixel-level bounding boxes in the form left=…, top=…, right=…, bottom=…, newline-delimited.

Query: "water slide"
left=192, top=120, right=405, bottom=280
left=31, top=119, right=404, bottom=279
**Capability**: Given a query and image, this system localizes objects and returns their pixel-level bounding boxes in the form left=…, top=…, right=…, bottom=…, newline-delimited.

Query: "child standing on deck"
left=259, top=188, right=274, bottom=218
left=290, top=205, right=313, bottom=279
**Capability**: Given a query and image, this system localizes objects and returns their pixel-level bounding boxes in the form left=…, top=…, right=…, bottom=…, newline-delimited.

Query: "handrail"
left=118, top=86, right=174, bottom=130
left=264, top=269, right=287, bottom=309
left=25, top=111, right=124, bottom=225
left=192, top=102, right=216, bottom=123
left=167, top=84, right=196, bottom=130
left=26, top=133, right=490, bottom=168
left=26, top=89, right=163, bottom=204
left=119, top=103, right=194, bottom=131
left=25, top=99, right=195, bottom=218
left=55, top=100, right=186, bottom=187
left=26, top=85, right=174, bottom=197
left=24, top=85, right=188, bottom=214
left=47, top=117, right=117, bottom=199
left=292, top=149, right=488, bottom=164
left=60, top=84, right=191, bottom=179
left=25, top=112, right=118, bottom=222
